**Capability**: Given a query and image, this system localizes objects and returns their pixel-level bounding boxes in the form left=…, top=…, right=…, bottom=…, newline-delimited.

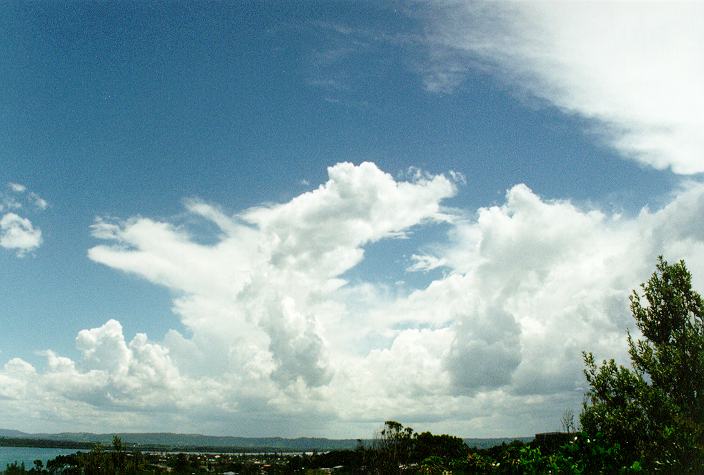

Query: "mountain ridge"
left=0, top=428, right=532, bottom=450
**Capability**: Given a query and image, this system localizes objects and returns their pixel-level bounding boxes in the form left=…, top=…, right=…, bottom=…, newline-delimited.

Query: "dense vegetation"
left=580, top=257, right=703, bottom=471
left=0, top=438, right=93, bottom=450
left=3, top=257, right=702, bottom=473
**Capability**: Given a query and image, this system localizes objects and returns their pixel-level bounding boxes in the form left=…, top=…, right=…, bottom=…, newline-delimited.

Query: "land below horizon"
left=0, top=428, right=533, bottom=452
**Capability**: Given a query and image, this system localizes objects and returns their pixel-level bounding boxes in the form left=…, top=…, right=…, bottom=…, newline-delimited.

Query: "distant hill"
left=0, top=428, right=532, bottom=451
left=0, top=429, right=358, bottom=451
left=464, top=437, right=534, bottom=449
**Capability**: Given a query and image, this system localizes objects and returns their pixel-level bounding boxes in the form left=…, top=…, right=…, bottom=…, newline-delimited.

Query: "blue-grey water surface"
left=0, top=447, right=79, bottom=470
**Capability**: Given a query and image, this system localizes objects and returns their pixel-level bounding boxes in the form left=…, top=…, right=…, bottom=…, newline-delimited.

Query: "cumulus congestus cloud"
left=87, top=162, right=456, bottom=393
left=1, top=163, right=703, bottom=436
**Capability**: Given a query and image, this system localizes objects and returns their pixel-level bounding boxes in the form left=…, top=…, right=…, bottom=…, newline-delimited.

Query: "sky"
left=1, top=1, right=703, bottom=438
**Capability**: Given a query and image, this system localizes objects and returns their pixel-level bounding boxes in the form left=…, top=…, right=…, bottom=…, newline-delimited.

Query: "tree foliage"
left=581, top=257, right=704, bottom=471
left=361, top=421, right=468, bottom=473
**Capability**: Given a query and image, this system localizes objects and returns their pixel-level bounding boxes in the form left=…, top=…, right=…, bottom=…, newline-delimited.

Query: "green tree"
left=30, top=460, right=43, bottom=473
left=413, top=431, right=467, bottom=462
left=111, top=435, right=126, bottom=474
left=82, top=444, right=106, bottom=475
left=4, top=462, right=26, bottom=475
left=172, top=453, right=192, bottom=474
left=560, top=408, right=576, bottom=434
left=368, top=421, right=415, bottom=473
left=581, top=257, right=704, bottom=471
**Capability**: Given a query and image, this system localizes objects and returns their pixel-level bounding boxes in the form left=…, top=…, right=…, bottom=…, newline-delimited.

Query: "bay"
left=0, top=447, right=79, bottom=471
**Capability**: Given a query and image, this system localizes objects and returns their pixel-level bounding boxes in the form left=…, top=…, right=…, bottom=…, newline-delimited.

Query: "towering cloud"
left=0, top=163, right=702, bottom=436
left=87, top=162, right=456, bottom=392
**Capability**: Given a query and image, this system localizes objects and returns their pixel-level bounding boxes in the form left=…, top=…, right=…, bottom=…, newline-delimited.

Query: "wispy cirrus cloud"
left=305, top=19, right=422, bottom=108
left=419, top=2, right=704, bottom=174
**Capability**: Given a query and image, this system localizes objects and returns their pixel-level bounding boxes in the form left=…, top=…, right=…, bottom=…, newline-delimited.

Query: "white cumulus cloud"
left=0, top=182, right=48, bottom=256
left=1, top=163, right=703, bottom=437
left=0, top=213, right=42, bottom=256
left=86, top=162, right=456, bottom=391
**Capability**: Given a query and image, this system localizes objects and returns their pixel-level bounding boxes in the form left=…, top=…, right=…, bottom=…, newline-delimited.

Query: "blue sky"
left=1, top=2, right=701, bottom=438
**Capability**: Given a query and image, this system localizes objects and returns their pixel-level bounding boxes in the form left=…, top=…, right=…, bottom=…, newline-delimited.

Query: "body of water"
left=0, top=447, right=80, bottom=470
